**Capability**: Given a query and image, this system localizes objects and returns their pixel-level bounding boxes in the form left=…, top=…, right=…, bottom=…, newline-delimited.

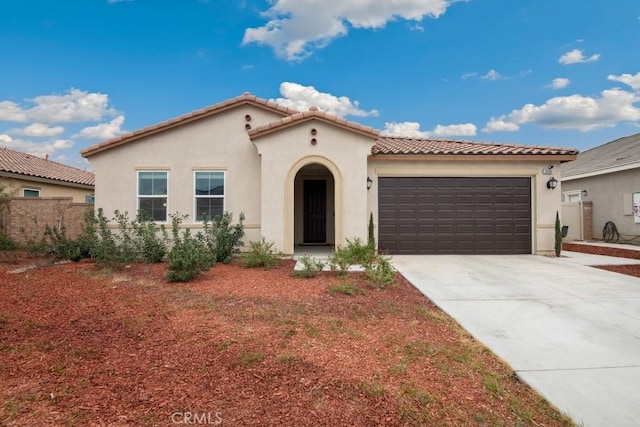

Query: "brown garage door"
left=378, top=177, right=531, bottom=254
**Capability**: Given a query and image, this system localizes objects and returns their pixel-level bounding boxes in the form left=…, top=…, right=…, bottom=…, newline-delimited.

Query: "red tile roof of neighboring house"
left=248, top=106, right=380, bottom=140
left=373, top=136, right=579, bottom=157
left=81, top=92, right=300, bottom=157
left=0, top=147, right=95, bottom=187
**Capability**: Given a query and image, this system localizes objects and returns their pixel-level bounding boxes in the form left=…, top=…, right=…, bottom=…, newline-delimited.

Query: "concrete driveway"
left=392, top=253, right=640, bottom=427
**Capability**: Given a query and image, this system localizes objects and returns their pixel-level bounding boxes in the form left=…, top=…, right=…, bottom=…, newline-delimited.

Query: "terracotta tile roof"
left=248, top=107, right=380, bottom=139
left=0, top=147, right=94, bottom=187
left=373, top=136, right=579, bottom=157
left=561, top=132, right=640, bottom=179
left=81, top=92, right=300, bottom=157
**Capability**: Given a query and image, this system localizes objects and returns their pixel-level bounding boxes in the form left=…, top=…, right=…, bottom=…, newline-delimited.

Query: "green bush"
left=329, top=237, right=376, bottom=274
left=364, top=255, right=396, bottom=289
left=243, top=238, right=280, bottom=268
left=44, top=223, right=91, bottom=262
left=166, top=213, right=215, bottom=282
left=293, top=254, right=325, bottom=278
left=201, top=212, right=245, bottom=263
left=0, top=233, right=16, bottom=251
left=555, top=211, right=562, bottom=258
left=88, top=209, right=168, bottom=268
left=328, top=280, right=366, bottom=296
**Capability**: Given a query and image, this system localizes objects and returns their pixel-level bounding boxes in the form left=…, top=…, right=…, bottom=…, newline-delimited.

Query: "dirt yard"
left=1, top=254, right=574, bottom=426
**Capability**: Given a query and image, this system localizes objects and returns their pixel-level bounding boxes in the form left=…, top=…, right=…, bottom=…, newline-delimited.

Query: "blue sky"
left=1, top=0, right=639, bottom=168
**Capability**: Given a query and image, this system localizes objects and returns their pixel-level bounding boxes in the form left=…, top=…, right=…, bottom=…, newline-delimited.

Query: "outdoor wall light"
left=367, top=176, right=373, bottom=190
left=582, top=189, right=588, bottom=197
left=546, top=176, right=558, bottom=190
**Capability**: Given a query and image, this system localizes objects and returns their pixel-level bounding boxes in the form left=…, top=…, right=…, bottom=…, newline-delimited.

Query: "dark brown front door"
left=304, top=180, right=327, bottom=243
left=378, top=177, right=531, bottom=254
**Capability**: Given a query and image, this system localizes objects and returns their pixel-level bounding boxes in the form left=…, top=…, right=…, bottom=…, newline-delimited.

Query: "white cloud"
left=549, top=78, right=570, bottom=89
left=461, top=72, right=478, bottom=80
left=0, top=101, right=28, bottom=122
left=484, top=87, right=640, bottom=132
left=73, top=115, right=125, bottom=140
left=383, top=121, right=477, bottom=138
left=0, top=88, right=116, bottom=124
left=559, top=49, right=600, bottom=64
left=243, top=0, right=454, bottom=61
left=270, top=82, right=378, bottom=117
left=483, top=119, right=520, bottom=133
left=10, top=123, right=65, bottom=138
left=481, top=70, right=503, bottom=80
left=608, top=72, right=640, bottom=91
left=28, top=89, right=115, bottom=123
left=0, top=134, right=73, bottom=157
left=432, top=123, right=477, bottom=136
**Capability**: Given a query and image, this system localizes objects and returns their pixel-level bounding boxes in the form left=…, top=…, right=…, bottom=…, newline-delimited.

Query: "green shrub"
left=328, top=280, right=366, bottom=296
left=329, top=237, right=376, bottom=274
left=0, top=233, right=16, bottom=251
left=44, top=223, right=91, bottom=262
left=88, top=209, right=169, bottom=268
left=243, top=238, right=280, bottom=268
left=368, top=212, right=376, bottom=251
left=131, top=212, right=168, bottom=263
left=364, top=255, right=396, bottom=289
left=201, top=212, right=245, bottom=263
left=166, top=213, right=215, bottom=282
left=555, top=211, right=562, bottom=258
left=293, top=254, right=325, bottom=278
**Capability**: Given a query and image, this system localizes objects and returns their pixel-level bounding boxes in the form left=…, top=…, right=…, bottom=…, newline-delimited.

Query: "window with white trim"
left=23, top=188, right=40, bottom=197
left=195, top=171, right=224, bottom=221
left=138, top=171, right=168, bottom=221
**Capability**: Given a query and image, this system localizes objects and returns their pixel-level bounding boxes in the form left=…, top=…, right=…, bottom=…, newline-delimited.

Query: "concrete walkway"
left=392, top=253, right=640, bottom=427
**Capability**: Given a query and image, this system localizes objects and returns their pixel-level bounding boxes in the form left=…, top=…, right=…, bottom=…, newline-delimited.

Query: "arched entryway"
left=284, top=156, right=343, bottom=254
left=295, top=163, right=335, bottom=246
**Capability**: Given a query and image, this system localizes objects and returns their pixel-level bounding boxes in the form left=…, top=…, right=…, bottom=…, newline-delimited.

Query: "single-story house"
left=0, top=147, right=95, bottom=203
left=561, top=132, right=640, bottom=239
left=81, top=93, right=577, bottom=255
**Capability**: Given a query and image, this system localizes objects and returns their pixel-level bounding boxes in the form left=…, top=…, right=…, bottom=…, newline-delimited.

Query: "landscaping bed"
left=1, top=255, right=573, bottom=426
left=563, top=242, right=640, bottom=278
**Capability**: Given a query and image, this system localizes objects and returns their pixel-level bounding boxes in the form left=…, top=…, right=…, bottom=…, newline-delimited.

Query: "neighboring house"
left=81, top=93, right=577, bottom=255
left=561, top=132, right=640, bottom=239
left=0, top=147, right=95, bottom=203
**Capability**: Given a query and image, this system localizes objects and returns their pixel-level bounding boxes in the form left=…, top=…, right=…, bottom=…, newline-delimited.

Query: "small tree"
left=555, top=211, right=562, bottom=257
left=367, top=212, right=375, bottom=251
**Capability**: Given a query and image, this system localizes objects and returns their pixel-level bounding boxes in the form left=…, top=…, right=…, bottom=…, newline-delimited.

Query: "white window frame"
left=562, top=190, right=583, bottom=203
left=137, top=171, right=169, bottom=222
left=23, top=188, right=40, bottom=197
left=194, top=170, right=225, bottom=222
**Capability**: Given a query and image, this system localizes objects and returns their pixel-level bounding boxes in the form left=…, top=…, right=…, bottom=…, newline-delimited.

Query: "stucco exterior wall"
left=0, top=176, right=94, bottom=203
left=562, top=168, right=640, bottom=238
left=86, top=106, right=286, bottom=245
left=367, top=158, right=564, bottom=254
left=253, top=122, right=376, bottom=254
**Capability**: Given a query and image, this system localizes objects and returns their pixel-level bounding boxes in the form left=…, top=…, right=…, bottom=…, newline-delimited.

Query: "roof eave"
left=370, top=153, right=578, bottom=162
left=249, top=115, right=379, bottom=141
left=561, top=161, right=640, bottom=181
left=0, top=170, right=95, bottom=189
left=81, top=96, right=297, bottom=158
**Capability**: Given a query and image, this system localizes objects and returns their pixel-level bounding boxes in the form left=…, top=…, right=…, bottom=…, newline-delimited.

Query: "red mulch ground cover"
left=1, top=254, right=573, bottom=426
left=563, top=242, right=640, bottom=278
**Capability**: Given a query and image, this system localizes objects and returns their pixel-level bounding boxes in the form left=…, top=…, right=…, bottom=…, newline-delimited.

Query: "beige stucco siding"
left=562, top=168, right=640, bottom=237
left=86, top=106, right=286, bottom=244
left=367, top=159, right=563, bottom=254
left=253, top=121, right=376, bottom=254
left=0, top=176, right=93, bottom=203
